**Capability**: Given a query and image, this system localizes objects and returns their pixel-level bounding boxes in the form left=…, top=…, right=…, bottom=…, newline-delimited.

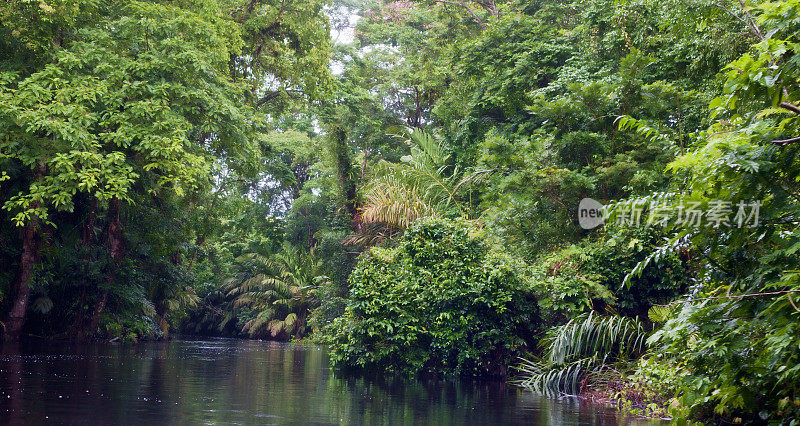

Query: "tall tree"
left=0, top=1, right=256, bottom=339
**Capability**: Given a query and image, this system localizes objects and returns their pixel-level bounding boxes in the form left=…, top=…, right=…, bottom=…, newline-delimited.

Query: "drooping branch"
left=714, top=0, right=764, bottom=41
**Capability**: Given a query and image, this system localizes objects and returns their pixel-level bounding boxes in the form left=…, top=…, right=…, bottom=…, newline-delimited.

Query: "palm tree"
left=359, top=127, right=489, bottom=230
left=225, top=243, right=323, bottom=340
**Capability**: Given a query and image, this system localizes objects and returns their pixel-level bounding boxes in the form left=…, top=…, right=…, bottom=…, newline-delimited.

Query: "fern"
left=616, top=115, right=671, bottom=144
left=647, top=305, right=673, bottom=323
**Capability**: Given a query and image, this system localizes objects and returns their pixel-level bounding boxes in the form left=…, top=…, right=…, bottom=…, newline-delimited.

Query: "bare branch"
left=772, top=136, right=800, bottom=146
left=737, top=0, right=765, bottom=40
left=780, top=102, right=800, bottom=115
left=654, top=288, right=800, bottom=306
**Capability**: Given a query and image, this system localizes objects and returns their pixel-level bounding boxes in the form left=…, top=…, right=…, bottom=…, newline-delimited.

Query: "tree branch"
left=476, top=0, right=499, bottom=17
left=737, top=0, right=764, bottom=40
left=769, top=104, right=800, bottom=145
left=655, top=288, right=800, bottom=306
left=434, top=0, right=486, bottom=30
left=780, top=102, right=800, bottom=115
left=772, top=136, right=800, bottom=146
left=714, top=1, right=764, bottom=41
left=256, top=91, right=283, bottom=107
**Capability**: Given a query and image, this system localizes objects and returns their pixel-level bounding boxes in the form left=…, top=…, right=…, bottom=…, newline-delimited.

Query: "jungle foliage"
left=326, top=218, right=539, bottom=377
left=2, top=0, right=800, bottom=423
left=0, top=0, right=334, bottom=341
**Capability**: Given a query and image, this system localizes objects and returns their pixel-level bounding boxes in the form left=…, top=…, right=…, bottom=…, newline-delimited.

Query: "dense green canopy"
left=2, top=0, right=800, bottom=422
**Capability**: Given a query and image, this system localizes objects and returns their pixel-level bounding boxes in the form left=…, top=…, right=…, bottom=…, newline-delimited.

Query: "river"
left=0, top=338, right=661, bottom=424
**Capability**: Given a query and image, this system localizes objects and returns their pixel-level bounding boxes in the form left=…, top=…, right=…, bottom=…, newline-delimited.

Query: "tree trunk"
left=328, top=125, right=360, bottom=231
left=4, top=164, right=46, bottom=341
left=156, top=304, right=169, bottom=339
left=4, top=220, right=40, bottom=341
left=71, top=196, right=98, bottom=338
left=81, top=196, right=97, bottom=246
left=187, top=234, right=204, bottom=272
left=158, top=251, right=184, bottom=339
left=88, top=197, right=125, bottom=336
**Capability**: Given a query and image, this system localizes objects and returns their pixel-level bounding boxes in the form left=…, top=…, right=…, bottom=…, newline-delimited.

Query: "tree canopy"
left=2, top=0, right=800, bottom=422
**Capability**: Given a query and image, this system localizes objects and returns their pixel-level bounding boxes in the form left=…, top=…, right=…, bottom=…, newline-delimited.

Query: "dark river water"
left=0, top=338, right=660, bottom=425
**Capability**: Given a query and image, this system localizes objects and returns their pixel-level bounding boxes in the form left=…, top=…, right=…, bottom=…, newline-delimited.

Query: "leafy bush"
left=647, top=291, right=800, bottom=422
left=586, top=227, right=691, bottom=317
left=530, top=245, right=617, bottom=323
left=531, top=227, right=690, bottom=324
left=101, top=314, right=160, bottom=342
left=617, top=7, right=800, bottom=421
left=326, top=218, right=539, bottom=377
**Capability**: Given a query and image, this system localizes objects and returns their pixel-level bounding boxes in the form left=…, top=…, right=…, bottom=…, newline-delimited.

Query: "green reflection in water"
left=0, top=339, right=662, bottom=425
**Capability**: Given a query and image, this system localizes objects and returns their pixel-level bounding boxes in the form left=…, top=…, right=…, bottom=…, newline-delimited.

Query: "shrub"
left=326, top=218, right=539, bottom=377
left=531, top=227, right=691, bottom=324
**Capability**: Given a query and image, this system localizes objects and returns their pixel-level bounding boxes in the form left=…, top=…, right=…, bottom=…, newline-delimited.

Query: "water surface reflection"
left=0, top=339, right=659, bottom=424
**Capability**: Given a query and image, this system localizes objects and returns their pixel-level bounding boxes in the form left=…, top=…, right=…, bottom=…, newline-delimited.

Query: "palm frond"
left=514, top=356, right=607, bottom=396
left=268, top=319, right=285, bottom=338
left=452, top=168, right=494, bottom=194
left=225, top=244, right=322, bottom=340
left=361, top=176, right=438, bottom=228
left=397, top=126, right=449, bottom=169
left=342, top=222, right=399, bottom=246
left=546, top=312, right=647, bottom=364
left=515, top=313, right=648, bottom=396
left=358, top=127, right=470, bottom=231
left=283, top=312, right=297, bottom=329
